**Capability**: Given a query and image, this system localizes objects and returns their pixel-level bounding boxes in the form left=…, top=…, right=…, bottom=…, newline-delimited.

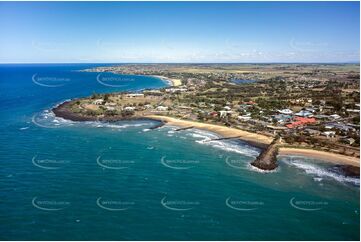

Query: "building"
left=295, top=110, right=313, bottom=117
left=278, top=109, right=293, bottom=115
left=273, top=114, right=292, bottom=124
left=165, top=88, right=187, bottom=93
left=346, top=109, right=360, bottom=113
left=156, top=106, right=168, bottom=111
left=238, top=113, right=252, bottom=121
left=144, top=104, right=153, bottom=109
left=219, top=110, right=233, bottom=118
left=286, top=117, right=317, bottom=129
left=321, top=131, right=336, bottom=138
left=123, top=106, right=135, bottom=111
left=330, top=114, right=341, bottom=120
left=93, top=99, right=104, bottom=105
left=126, top=93, right=144, bottom=98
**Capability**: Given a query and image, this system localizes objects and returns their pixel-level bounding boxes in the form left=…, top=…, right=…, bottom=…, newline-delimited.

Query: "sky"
left=0, top=1, right=359, bottom=63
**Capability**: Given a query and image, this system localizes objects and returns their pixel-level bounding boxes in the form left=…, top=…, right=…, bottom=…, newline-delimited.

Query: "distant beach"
left=152, top=75, right=182, bottom=86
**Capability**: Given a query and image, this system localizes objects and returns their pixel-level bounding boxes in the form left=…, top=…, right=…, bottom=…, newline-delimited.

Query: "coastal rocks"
left=251, top=138, right=279, bottom=170
left=329, top=165, right=360, bottom=178
left=52, top=100, right=165, bottom=129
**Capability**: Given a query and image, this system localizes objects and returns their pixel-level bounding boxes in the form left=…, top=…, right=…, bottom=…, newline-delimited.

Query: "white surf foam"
left=185, top=129, right=260, bottom=158
left=88, top=121, right=154, bottom=129
left=248, top=163, right=280, bottom=173
left=32, top=109, right=75, bottom=128
left=282, top=157, right=359, bottom=186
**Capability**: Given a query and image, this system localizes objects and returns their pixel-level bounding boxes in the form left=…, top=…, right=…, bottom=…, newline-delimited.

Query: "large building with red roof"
left=286, top=117, right=317, bottom=129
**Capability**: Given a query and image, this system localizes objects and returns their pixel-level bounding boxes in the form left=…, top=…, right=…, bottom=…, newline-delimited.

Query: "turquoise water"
left=0, top=64, right=359, bottom=240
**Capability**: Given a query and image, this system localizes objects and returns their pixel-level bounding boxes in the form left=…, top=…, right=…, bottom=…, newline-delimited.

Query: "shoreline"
left=151, top=75, right=182, bottom=86
left=279, top=147, right=360, bottom=167
left=146, top=115, right=359, bottom=168
left=52, top=101, right=360, bottom=169
left=146, top=115, right=274, bottom=149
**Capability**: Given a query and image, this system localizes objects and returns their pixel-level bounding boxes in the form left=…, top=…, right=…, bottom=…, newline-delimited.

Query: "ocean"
left=0, top=64, right=359, bottom=240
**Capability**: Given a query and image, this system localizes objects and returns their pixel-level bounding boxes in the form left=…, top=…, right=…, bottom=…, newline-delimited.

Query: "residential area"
left=76, top=64, right=360, bottom=158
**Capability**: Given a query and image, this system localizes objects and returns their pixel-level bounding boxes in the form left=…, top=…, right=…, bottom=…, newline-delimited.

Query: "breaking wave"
left=86, top=121, right=155, bottom=129
left=281, top=157, right=359, bottom=186
left=32, top=109, right=75, bottom=128
left=186, top=129, right=260, bottom=158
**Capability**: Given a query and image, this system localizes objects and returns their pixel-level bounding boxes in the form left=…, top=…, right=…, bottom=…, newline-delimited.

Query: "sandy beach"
left=147, top=115, right=360, bottom=167
left=152, top=75, right=182, bottom=86
left=279, top=147, right=360, bottom=167
left=145, top=115, right=273, bottom=147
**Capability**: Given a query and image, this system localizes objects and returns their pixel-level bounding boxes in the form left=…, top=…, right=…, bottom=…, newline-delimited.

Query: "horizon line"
left=0, top=62, right=360, bottom=65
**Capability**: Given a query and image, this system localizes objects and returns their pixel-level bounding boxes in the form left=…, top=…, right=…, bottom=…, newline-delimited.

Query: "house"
left=278, top=109, right=293, bottom=115
left=93, top=99, right=104, bottom=105
left=346, top=109, right=360, bottom=113
left=273, top=114, right=292, bottom=124
left=123, top=106, right=135, bottom=111
left=321, top=131, right=336, bottom=138
left=105, top=106, right=116, bottom=111
left=105, top=102, right=116, bottom=107
left=295, top=110, right=313, bottom=117
left=165, top=88, right=187, bottom=93
left=219, top=110, right=233, bottom=118
left=238, top=113, right=252, bottom=121
left=144, top=104, right=153, bottom=109
left=156, top=106, right=168, bottom=111
left=126, top=93, right=144, bottom=98
left=330, top=114, right=341, bottom=120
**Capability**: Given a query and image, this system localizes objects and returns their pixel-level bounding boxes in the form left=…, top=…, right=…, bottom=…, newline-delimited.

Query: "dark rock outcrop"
left=52, top=100, right=165, bottom=129
left=251, top=138, right=279, bottom=170
left=330, top=165, right=360, bottom=178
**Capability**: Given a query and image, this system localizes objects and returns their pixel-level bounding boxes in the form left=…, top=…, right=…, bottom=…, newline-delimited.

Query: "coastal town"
left=54, top=64, right=360, bottom=173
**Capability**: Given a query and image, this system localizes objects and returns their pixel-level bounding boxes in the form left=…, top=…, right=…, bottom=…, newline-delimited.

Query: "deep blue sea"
left=0, top=64, right=359, bottom=240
